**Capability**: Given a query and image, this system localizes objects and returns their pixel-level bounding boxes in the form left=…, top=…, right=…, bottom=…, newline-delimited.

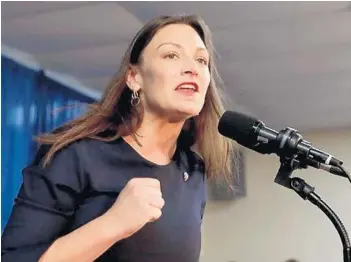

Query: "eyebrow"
left=156, top=42, right=208, bottom=53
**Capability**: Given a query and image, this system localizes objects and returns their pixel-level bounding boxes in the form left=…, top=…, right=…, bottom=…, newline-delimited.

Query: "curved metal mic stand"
left=274, top=156, right=351, bottom=262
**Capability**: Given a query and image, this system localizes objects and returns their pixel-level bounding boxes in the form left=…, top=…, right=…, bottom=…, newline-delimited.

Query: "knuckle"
left=127, top=178, right=135, bottom=187
left=128, top=178, right=141, bottom=189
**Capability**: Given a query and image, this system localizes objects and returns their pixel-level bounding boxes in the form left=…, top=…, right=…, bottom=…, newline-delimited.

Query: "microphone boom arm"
left=274, top=155, right=351, bottom=262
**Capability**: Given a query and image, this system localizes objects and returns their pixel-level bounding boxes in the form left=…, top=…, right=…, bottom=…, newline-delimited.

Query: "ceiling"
left=2, top=1, right=351, bottom=132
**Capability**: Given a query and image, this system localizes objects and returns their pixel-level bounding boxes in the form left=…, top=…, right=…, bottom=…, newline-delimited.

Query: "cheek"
left=154, top=68, right=180, bottom=95
left=160, top=63, right=179, bottom=79
left=142, top=68, right=179, bottom=105
left=147, top=64, right=178, bottom=86
left=202, top=72, right=211, bottom=94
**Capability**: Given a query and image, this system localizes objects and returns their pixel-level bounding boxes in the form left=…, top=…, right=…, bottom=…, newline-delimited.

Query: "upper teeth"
left=179, top=85, right=196, bottom=90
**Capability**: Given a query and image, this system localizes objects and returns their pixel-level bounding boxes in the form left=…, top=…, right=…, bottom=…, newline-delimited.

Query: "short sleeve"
left=1, top=143, right=86, bottom=262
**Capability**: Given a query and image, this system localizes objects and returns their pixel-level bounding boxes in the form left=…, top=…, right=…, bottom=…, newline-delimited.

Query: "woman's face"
left=128, top=23, right=211, bottom=121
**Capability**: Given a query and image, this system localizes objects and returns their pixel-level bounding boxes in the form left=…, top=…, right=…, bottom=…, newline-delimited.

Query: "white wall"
left=201, top=129, right=351, bottom=262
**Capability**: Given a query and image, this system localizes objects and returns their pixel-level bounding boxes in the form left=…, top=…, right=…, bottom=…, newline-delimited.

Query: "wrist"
left=99, top=213, right=129, bottom=241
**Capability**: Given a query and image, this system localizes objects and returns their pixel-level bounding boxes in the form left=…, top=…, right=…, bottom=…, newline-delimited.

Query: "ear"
left=126, top=65, right=143, bottom=92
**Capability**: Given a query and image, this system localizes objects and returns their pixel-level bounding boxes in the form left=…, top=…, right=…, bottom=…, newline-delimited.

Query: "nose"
left=182, top=69, right=198, bottom=77
left=181, top=57, right=199, bottom=77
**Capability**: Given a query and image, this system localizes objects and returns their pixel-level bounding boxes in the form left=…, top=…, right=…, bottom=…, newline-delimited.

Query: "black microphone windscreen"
left=218, top=111, right=258, bottom=142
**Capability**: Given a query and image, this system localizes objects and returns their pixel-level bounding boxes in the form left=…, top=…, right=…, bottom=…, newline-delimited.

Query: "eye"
left=164, top=52, right=179, bottom=60
left=196, top=57, right=208, bottom=66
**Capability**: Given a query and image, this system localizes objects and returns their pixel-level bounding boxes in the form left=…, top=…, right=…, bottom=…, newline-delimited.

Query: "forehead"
left=147, top=23, right=207, bottom=51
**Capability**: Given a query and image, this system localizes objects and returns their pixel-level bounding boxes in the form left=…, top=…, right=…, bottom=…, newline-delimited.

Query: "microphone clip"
left=274, top=154, right=306, bottom=189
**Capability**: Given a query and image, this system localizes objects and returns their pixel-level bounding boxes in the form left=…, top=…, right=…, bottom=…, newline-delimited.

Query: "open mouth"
left=175, top=82, right=199, bottom=93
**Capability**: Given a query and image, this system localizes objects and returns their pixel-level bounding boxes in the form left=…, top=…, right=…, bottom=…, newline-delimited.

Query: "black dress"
left=1, top=137, right=207, bottom=262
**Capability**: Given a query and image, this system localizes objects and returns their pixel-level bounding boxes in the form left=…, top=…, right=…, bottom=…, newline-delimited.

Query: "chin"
left=178, top=107, right=202, bottom=118
left=165, top=107, right=199, bottom=122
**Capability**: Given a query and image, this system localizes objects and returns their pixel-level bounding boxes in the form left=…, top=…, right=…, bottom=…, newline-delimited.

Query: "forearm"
left=39, top=214, right=126, bottom=262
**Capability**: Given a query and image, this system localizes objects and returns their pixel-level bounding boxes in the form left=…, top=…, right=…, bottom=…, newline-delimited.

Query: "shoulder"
left=32, top=138, right=93, bottom=168
left=27, top=138, right=108, bottom=186
left=36, top=137, right=122, bottom=165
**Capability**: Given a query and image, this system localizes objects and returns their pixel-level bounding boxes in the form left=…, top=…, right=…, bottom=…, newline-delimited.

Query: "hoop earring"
left=131, top=91, right=140, bottom=107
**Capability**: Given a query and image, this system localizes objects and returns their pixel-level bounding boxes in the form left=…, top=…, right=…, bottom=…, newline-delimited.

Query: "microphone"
left=218, top=111, right=347, bottom=178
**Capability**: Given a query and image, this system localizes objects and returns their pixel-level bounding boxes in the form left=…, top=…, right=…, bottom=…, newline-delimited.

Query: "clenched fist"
left=103, top=178, right=165, bottom=239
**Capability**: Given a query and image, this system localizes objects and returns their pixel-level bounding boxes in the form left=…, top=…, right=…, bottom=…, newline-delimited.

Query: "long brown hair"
left=37, top=14, right=238, bottom=183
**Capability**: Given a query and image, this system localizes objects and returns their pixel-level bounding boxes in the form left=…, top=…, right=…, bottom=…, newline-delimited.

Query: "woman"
left=2, top=14, right=236, bottom=262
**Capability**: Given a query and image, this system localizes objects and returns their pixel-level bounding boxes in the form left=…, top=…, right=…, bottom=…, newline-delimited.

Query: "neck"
left=123, top=113, right=185, bottom=165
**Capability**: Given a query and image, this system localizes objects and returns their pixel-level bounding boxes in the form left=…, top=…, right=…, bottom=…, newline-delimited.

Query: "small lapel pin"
left=183, top=172, right=189, bottom=182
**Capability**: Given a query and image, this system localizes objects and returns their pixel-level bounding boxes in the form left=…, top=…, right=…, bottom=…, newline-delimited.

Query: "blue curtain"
left=1, top=55, right=96, bottom=231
